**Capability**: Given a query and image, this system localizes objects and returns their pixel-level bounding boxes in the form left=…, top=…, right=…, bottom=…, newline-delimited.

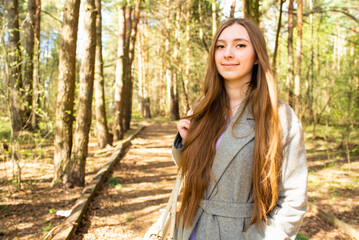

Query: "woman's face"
left=215, top=24, right=256, bottom=85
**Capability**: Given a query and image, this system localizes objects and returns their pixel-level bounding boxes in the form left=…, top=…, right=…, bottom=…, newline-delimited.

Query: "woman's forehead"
left=217, top=24, right=251, bottom=43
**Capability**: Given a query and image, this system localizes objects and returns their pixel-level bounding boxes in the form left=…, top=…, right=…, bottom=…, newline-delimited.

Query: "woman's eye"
left=216, top=45, right=225, bottom=49
left=236, top=44, right=246, bottom=48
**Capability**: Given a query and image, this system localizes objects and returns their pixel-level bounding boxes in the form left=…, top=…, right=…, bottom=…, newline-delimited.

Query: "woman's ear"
left=254, top=59, right=259, bottom=65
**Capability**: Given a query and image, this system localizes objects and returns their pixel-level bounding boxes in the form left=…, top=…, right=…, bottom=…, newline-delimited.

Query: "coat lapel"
left=206, top=104, right=255, bottom=199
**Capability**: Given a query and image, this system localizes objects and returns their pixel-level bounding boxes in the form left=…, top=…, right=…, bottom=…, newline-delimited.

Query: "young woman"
left=172, top=18, right=307, bottom=240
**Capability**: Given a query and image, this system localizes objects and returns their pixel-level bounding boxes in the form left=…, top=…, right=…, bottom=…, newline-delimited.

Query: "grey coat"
left=171, top=101, right=307, bottom=240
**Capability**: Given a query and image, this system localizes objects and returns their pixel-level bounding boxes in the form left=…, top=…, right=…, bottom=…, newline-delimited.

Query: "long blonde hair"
left=178, top=18, right=282, bottom=228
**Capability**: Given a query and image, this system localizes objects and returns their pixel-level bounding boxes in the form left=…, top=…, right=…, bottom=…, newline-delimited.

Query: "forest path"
left=73, top=122, right=178, bottom=240
left=72, top=122, right=354, bottom=240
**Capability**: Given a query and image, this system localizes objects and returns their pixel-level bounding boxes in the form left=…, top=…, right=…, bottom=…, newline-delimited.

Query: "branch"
left=304, top=7, right=359, bottom=24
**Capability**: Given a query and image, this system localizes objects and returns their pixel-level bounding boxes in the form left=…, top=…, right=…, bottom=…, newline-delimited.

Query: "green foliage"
left=108, top=177, right=119, bottom=187
left=41, top=222, right=52, bottom=233
left=49, top=208, right=55, bottom=213
left=115, top=184, right=123, bottom=190
left=0, top=204, right=8, bottom=210
left=296, top=233, right=308, bottom=240
left=124, top=212, right=131, bottom=222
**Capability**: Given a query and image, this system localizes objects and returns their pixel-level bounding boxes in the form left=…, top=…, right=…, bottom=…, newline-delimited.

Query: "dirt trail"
left=73, top=122, right=354, bottom=240
left=73, top=122, right=178, bottom=240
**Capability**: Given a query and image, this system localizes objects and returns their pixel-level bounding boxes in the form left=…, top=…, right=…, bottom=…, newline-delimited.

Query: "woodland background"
left=0, top=0, right=358, bottom=239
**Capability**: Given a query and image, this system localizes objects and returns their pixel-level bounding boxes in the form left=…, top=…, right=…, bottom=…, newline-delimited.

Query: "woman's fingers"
left=177, top=119, right=191, bottom=143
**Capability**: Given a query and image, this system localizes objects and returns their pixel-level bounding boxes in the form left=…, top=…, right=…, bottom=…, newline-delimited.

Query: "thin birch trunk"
left=286, top=0, right=294, bottom=106
left=230, top=0, right=236, bottom=18
left=294, top=0, right=302, bottom=116
left=183, top=0, right=190, bottom=113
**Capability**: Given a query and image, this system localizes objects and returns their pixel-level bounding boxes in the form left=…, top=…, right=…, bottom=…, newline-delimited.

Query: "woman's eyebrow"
left=216, top=38, right=250, bottom=43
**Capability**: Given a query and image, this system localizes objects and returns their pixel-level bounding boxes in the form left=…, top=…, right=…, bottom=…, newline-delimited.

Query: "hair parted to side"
left=177, top=18, right=282, bottom=229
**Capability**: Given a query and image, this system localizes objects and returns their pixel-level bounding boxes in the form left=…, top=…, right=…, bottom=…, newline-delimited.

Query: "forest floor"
left=0, top=121, right=358, bottom=239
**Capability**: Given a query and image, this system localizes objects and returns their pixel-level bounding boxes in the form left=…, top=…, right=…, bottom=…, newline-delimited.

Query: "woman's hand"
left=177, top=118, right=191, bottom=144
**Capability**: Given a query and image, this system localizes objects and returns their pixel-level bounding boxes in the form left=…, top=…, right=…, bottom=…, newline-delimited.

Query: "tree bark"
left=212, top=0, right=217, bottom=36
left=31, top=0, right=41, bottom=130
left=5, top=0, right=23, bottom=132
left=123, top=0, right=141, bottom=130
left=272, top=0, right=283, bottom=72
left=112, top=4, right=125, bottom=141
left=52, top=0, right=81, bottom=186
left=138, top=13, right=151, bottom=118
left=243, top=0, right=259, bottom=24
left=230, top=0, right=236, bottom=18
left=183, top=0, right=190, bottom=114
left=294, top=0, right=302, bottom=116
left=66, top=0, right=97, bottom=187
left=171, top=0, right=181, bottom=120
left=24, top=0, right=36, bottom=129
left=120, top=0, right=132, bottom=132
left=94, top=0, right=111, bottom=148
left=286, top=0, right=294, bottom=106
left=198, top=1, right=209, bottom=52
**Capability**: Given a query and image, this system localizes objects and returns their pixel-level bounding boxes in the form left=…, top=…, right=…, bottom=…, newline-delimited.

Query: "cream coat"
left=171, top=100, right=308, bottom=240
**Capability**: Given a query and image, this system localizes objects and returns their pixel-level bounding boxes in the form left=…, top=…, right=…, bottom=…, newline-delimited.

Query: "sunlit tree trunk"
left=183, top=0, right=190, bottom=114
left=24, top=0, right=36, bottom=129
left=165, top=0, right=172, bottom=116
left=294, top=0, right=302, bottom=116
left=171, top=0, right=181, bottom=120
left=123, top=0, right=140, bottom=129
left=67, top=0, right=97, bottom=187
left=94, top=0, right=111, bottom=148
left=31, top=0, right=41, bottom=130
left=112, top=4, right=125, bottom=141
left=5, top=0, right=23, bottom=132
left=243, top=0, right=259, bottom=24
left=120, top=0, right=132, bottom=132
left=273, top=0, right=283, bottom=72
left=138, top=13, right=151, bottom=118
left=286, top=0, right=294, bottom=106
left=198, top=1, right=209, bottom=52
left=52, top=0, right=80, bottom=186
left=230, top=0, right=236, bottom=18
left=212, top=0, right=217, bottom=36
left=308, top=0, right=314, bottom=119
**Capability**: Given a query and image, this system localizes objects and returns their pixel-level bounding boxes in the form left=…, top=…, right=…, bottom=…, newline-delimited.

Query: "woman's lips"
left=222, top=63, right=239, bottom=68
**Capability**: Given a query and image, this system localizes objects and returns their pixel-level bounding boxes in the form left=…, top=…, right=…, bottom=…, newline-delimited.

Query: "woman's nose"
left=224, top=47, right=233, bottom=59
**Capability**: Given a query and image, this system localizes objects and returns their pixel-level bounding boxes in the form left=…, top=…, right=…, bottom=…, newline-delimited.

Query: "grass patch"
left=0, top=119, right=10, bottom=141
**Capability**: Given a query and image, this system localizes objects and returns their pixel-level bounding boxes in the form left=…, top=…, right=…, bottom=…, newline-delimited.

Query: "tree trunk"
left=230, top=0, right=236, bottom=18
left=120, top=0, right=132, bottom=132
left=272, top=0, right=283, bottom=72
left=23, top=0, right=36, bottom=129
left=294, top=0, right=302, bottom=116
left=212, top=0, right=217, bottom=36
left=308, top=0, right=314, bottom=119
left=66, top=0, right=97, bottom=187
left=183, top=0, right=190, bottom=114
left=112, top=4, right=125, bottom=141
left=5, top=0, right=23, bottom=132
left=31, top=0, right=41, bottom=130
left=171, top=0, right=181, bottom=120
left=52, top=0, right=81, bottom=186
left=94, top=0, right=111, bottom=148
left=243, top=0, right=259, bottom=24
left=286, top=0, right=294, bottom=106
left=123, top=0, right=140, bottom=130
left=138, top=13, right=151, bottom=119
left=198, top=1, right=209, bottom=52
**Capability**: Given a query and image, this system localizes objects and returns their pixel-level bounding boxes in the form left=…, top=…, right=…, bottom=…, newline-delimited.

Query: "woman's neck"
left=224, top=80, right=249, bottom=107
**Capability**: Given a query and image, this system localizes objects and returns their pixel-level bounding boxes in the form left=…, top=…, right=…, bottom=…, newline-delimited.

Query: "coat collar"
left=206, top=103, right=255, bottom=199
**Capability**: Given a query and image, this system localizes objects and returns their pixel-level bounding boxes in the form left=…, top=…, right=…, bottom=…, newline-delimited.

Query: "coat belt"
left=199, top=199, right=254, bottom=218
